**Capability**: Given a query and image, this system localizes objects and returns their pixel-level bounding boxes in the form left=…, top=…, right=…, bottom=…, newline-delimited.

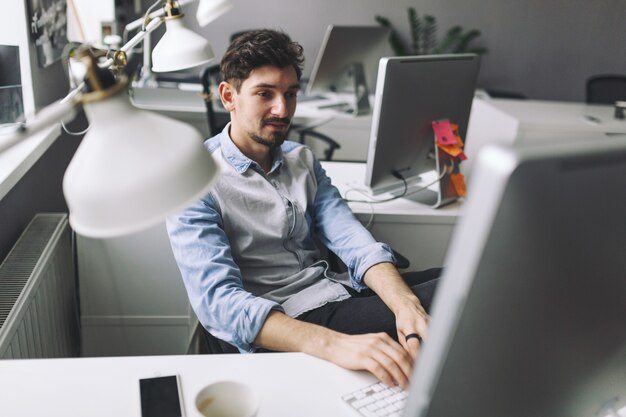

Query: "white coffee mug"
left=195, top=380, right=259, bottom=417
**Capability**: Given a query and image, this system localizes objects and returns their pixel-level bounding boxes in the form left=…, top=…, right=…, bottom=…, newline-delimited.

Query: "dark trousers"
left=296, top=267, right=441, bottom=342
left=215, top=268, right=441, bottom=353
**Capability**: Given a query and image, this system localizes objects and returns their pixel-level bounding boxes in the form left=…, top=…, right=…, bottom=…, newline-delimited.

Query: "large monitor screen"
left=364, top=54, right=480, bottom=206
left=305, top=25, right=391, bottom=96
left=404, top=137, right=626, bottom=417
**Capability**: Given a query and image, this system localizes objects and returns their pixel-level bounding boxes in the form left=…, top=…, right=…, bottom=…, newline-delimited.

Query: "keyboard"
left=342, top=381, right=408, bottom=417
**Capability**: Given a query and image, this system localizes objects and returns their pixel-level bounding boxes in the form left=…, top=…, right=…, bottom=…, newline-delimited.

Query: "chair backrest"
left=585, top=74, right=626, bottom=104
left=484, top=88, right=527, bottom=100
left=200, top=65, right=227, bottom=137
left=230, top=30, right=254, bottom=42
left=289, top=126, right=341, bottom=161
left=189, top=321, right=239, bottom=354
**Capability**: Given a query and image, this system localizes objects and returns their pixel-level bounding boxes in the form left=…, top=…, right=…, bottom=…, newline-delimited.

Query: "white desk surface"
left=0, top=352, right=375, bottom=417
left=321, top=161, right=461, bottom=225
left=488, top=98, right=626, bottom=134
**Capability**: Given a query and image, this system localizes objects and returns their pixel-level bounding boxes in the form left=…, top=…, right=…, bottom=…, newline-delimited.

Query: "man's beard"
left=250, top=117, right=291, bottom=148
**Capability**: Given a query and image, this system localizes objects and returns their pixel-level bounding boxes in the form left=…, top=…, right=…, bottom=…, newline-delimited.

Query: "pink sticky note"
left=432, top=120, right=457, bottom=146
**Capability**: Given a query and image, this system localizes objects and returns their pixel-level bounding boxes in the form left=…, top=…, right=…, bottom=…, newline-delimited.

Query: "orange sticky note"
left=438, top=143, right=464, bottom=157
left=432, top=120, right=457, bottom=146
left=450, top=123, right=464, bottom=146
left=449, top=173, right=467, bottom=197
left=438, top=136, right=465, bottom=157
left=437, top=121, right=467, bottom=158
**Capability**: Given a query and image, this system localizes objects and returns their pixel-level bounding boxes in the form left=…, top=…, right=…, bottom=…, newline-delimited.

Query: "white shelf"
left=0, top=124, right=61, bottom=200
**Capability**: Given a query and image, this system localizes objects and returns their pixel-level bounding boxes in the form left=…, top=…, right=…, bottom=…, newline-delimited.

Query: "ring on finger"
left=405, top=333, right=423, bottom=344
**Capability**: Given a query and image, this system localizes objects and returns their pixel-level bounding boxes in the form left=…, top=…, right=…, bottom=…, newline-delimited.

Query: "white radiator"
left=0, top=213, right=80, bottom=359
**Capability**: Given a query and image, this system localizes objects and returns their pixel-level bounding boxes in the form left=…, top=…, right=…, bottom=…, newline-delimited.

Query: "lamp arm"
left=124, top=0, right=195, bottom=32
left=0, top=17, right=165, bottom=155
left=0, top=99, right=78, bottom=153
left=100, top=18, right=164, bottom=68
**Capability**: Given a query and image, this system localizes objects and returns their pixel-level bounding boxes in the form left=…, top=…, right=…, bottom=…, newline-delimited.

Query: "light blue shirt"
left=166, top=125, right=395, bottom=352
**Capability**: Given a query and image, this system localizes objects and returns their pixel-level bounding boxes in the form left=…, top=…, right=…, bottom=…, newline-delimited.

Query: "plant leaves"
left=377, top=10, right=487, bottom=57
left=408, top=7, right=421, bottom=54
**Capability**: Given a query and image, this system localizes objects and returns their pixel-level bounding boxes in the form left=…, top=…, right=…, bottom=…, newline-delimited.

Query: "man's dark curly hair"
left=220, top=29, right=305, bottom=92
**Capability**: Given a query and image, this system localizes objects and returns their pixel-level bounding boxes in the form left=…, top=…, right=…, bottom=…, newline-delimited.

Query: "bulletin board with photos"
left=27, top=0, right=68, bottom=68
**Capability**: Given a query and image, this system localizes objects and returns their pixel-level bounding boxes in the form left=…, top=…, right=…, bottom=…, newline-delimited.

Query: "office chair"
left=326, top=247, right=410, bottom=272
left=484, top=88, right=527, bottom=99
left=200, top=65, right=229, bottom=137
left=289, top=125, right=341, bottom=161
left=585, top=74, right=626, bottom=104
left=230, top=30, right=255, bottom=42
left=187, top=321, right=237, bottom=354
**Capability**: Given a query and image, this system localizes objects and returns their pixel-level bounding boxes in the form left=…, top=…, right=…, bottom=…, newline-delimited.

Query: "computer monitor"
left=363, top=54, right=480, bottom=207
left=403, top=137, right=626, bottom=417
left=305, top=25, right=391, bottom=97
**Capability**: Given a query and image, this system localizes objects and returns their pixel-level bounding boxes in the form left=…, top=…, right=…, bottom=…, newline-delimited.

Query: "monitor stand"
left=329, top=62, right=371, bottom=115
left=348, top=62, right=371, bottom=116
left=359, top=140, right=462, bottom=208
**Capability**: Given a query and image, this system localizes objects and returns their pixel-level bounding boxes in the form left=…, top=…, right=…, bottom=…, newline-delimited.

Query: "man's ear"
left=219, top=81, right=236, bottom=112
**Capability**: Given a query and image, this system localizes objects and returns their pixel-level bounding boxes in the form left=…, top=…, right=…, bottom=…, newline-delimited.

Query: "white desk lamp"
left=64, top=49, right=218, bottom=238
left=0, top=0, right=234, bottom=238
left=124, top=0, right=233, bottom=74
left=150, top=0, right=215, bottom=72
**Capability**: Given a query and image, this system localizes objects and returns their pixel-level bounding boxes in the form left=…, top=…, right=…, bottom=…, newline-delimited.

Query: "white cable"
left=344, top=163, right=454, bottom=204
left=142, top=0, right=165, bottom=31
left=61, top=120, right=91, bottom=136
left=362, top=201, right=375, bottom=230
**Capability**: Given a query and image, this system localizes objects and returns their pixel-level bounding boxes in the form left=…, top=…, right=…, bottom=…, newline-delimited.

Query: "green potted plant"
left=375, top=7, right=488, bottom=56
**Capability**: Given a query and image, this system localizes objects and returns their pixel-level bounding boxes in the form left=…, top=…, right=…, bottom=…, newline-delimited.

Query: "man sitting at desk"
left=167, top=29, right=439, bottom=388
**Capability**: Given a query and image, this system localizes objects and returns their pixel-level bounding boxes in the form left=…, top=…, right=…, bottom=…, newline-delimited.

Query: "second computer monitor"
left=305, top=25, right=391, bottom=96
left=364, top=54, right=480, bottom=206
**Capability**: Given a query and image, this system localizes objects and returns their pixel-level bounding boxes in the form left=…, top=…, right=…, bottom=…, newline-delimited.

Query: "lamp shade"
left=63, top=92, right=218, bottom=238
left=196, top=0, right=233, bottom=27
left=151, top=18, right=214, bottom=72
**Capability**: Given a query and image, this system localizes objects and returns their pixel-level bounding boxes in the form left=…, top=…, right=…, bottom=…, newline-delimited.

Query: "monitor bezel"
left=404, top=138, right=626, bottom=417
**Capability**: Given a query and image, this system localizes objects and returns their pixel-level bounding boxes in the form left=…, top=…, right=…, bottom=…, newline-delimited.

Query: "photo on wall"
left=0, top=45, right=24, bottom=127
left=27, top=0, right=68, bottom=68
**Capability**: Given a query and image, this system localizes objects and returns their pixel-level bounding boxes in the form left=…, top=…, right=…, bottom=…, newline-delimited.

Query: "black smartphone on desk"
left=139, top=375, right=185, bottom=417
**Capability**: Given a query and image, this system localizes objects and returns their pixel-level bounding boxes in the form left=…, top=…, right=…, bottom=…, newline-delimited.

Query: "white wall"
left=171, top=0, right=625, bottom=102
left=67, top=0, right=115, bottom=44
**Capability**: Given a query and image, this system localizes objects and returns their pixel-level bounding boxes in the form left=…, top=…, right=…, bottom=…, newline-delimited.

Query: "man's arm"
left=254, top=310, right=414, bottom=389
left=362, top=262, right=430, bottom=359
left=307, top=157, right=429, bottom=371
left=166, top=197, right=282, bottom=352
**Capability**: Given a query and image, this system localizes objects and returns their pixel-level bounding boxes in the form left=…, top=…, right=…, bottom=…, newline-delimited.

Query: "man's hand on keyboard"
left=394, top=297, right=429, bottom=360
left=323, top=332, right=414, bottom=389
left=362, top=262, right=430, bottom=361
